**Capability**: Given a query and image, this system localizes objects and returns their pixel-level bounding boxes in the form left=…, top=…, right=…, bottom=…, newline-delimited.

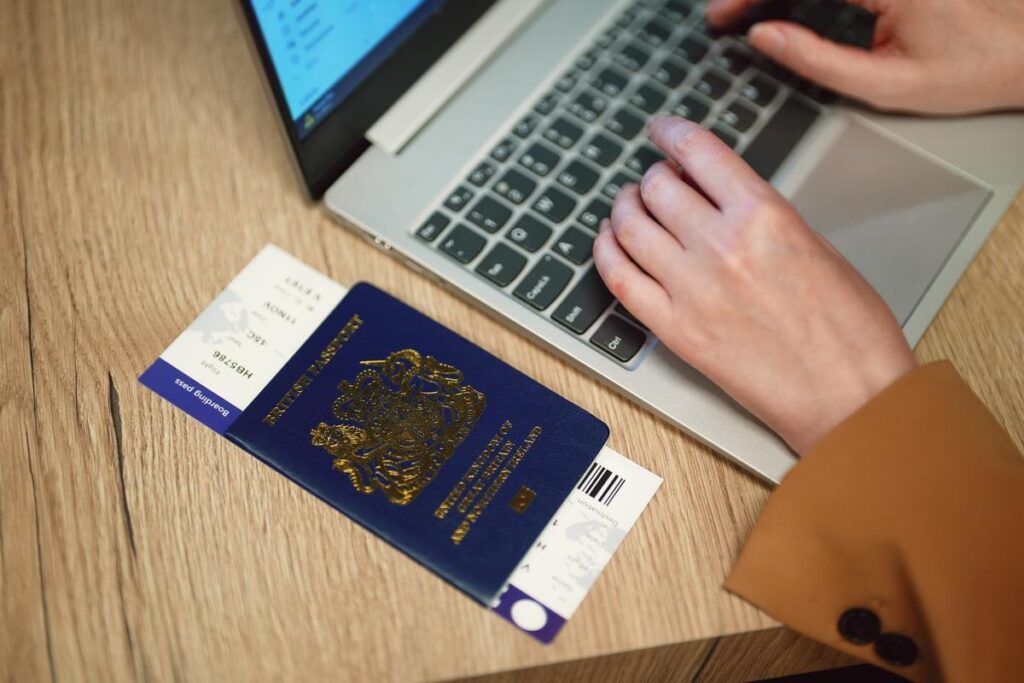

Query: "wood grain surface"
left=2, top=1, right=1022, bottom=681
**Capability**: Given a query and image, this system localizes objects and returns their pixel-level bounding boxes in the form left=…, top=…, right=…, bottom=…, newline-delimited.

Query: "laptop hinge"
left=366, top=0, right=548, bottom=155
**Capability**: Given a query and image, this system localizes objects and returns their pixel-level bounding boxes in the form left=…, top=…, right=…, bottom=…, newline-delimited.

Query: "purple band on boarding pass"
left=492, top=584, right=566, bottom=644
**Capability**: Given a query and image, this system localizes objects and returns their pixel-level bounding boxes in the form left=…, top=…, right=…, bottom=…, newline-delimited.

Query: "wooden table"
left=3, top=1, right=1023, bottom=681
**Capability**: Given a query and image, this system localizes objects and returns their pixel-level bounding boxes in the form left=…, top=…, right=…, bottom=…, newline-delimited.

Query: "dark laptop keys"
left=506, top=214, right=553, bottom=253
left=553, top=227, right=595, bottom=265
left=494, top=168, right=537, bottom=205
left=742, top=95, right=820, bottom=180
left=553, top=267, right=615, bottom=334
left=467, top=195, right=513, bottom=233
left=713, top=46, right=754, bottom=75
left=581, top=133, right=624, bottom=167
left=739, top=73, right=779, bottom=107
left=613, top=42, right=652, bottom=71
left=439, top=224, right=486, bottom=264
left=416, top=212, right=450, bottom=243
left=659, top=0, right=692, bottom=23
left=672, top=94, right=711, bottom=123
left=636, top=18, right=673, bottom=48
left=575, top=49, right=600, bottom=71
left=568, top=90, right=609, bottom=123
left=606, top=107, right=645, bottom=141
left=476, top=243, right=527, bottom=288
left=695, top=69, right=732, bottom=100
left=512, top=113, right=541, bottom=139
left=591, top=314, right=647, bottom=362
left=652, top=58, right=689, bottom=88
left=514, top=255, right=574, bottom=311
left=555, top=71, right=579, bottom=93
left=467, top=160, right=497, bottom=187
left=674, top=34, right=710, bottom=64
left=602, top=171, right=639, bottom=200
left=532, top=185, right=577, bottom=223
left=443, top=186, right=474, bottom=212
left=629, top=83, right=668, bottom=114
left=544, top=117, right=585, bottom=150
left=534, top=91, right=561, bottom=115
left=625, top=146, right=664, bottom=176
left=519, top=143, right=562, bottom=177
left=490, top=138, right=519, bottom=162
left=577, top=197, right=612, bottom=232
left=719, top=100, right=758, bottom=132
left=556, top=160, right=600, bottom=195
left=592, top=67, right=629, bottom=97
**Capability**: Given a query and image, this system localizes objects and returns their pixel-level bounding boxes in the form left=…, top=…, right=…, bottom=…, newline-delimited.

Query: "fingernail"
left=749, top=23, right=785, bottom=54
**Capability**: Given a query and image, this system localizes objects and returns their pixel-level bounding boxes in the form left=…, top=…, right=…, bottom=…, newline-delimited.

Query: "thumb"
left=748, top=21, right=909, bottom=107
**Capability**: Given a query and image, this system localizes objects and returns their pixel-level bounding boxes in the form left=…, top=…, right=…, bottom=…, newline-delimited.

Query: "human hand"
left=593, top=117, right=917, bottom=455
left=705, top=0, right=1024, bottom=114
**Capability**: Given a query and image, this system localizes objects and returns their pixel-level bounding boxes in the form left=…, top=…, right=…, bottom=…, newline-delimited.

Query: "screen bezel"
left=238, top=0, right=501, bottom=199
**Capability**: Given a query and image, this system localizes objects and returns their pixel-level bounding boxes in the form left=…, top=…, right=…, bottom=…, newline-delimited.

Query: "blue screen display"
left=252, top=1, right=435, bottom=138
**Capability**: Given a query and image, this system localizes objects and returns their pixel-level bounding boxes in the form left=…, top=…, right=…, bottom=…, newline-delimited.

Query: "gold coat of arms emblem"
left=310, top=349, right=486, bottom=505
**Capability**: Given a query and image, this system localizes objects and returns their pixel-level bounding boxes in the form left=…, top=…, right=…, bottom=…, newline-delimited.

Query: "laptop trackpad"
left=788, top=120, right=991, bottom=325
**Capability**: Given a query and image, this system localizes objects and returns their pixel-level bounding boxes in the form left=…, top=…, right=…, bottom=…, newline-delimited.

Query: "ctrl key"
left=590, top=314, right=646, bottom=362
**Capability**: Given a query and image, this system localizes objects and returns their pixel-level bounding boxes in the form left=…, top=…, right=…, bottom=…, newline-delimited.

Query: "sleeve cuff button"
left=837, top=608, right=881, bottom=645
left=875, top=633, right=919, bottom=667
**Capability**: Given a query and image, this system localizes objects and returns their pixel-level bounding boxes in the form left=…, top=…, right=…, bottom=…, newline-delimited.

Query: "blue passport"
left=140, top=249, right=609, bottom=604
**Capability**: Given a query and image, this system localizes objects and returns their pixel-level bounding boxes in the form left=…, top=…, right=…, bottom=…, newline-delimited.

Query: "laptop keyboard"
left=415, top=0, right=875, bottom=367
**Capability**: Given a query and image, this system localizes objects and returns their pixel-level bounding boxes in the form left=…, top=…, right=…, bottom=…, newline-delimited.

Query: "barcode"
left=576, top=462, right=625, bottom=506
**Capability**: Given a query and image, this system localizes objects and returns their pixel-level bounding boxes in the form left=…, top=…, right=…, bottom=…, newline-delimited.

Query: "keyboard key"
left=575, top=49, right=600, bottom=71
left=674, top=34, right=710, bottom=64
left=512, top=113, right=541, bottom=139
left=467, top=195, right=513, bottom=233
left=660, top=0, right=691, bottom=22
left=534, top=90, right=561, bottom=115
left=532, top=185, right=577, bottom=223
left=695, top=69, right=731, bottom=100
left=739, top=73, right=779, bottom=106
left=592, top=67, right=629, bottom=97
left=601, top=171, right=639, bottom=200
left=519, top=142, right=561, bottom=177
left=506, top=214, right=553, bottom=252
left=467, top=160, right=497, bottom=187
left=615, top=7, right=638, bottom=28
left=544, top=117, right=585, bottom=150
left=629, top=83, right=668, bottom=114
left=581, top=133, right=623, bottom=167
left=625, top=145, right=664, bottom=176
left=577, top=197, right=612, bottom=231
left=606, top=107, right=645, bottom=141
left=714, top=46, right=754, bottom=75
left=742, top=95, right=820, bottom=180
left=476, top=243, right=527, bottom=287
left=652, top=58, right=689, bottom=88
left=637, top=18, right=672, bottom=47
left=514, top=255, right=573, bottom=311
left=568, top=90, right=609, bottom=123
left=493, top=168, right=537, bottom=205
left=613, top=42, right=652, bottom=71
left=490, top=138, right=519, bottom=162
left=553, top=227, right=595, bottom=265
left=443, top=186, right=474, bottom=212
left=555, top=71, right=579, bottom=93
left=556, top=159, right=601, bottom=195
left=710, top=125, right=739, bottom=148
left=591, top=315, right=647, bottom=362
left=416, top=211, right=450, bottom=243
left=672, top=94, right=711, bottom=122
left=719, top=100, right=758, bottom=132
left=553, top=267, right=615, bottom=334
left=594, top=29, right=622, bottom=49
left=439, top=224, right=486, bottom=263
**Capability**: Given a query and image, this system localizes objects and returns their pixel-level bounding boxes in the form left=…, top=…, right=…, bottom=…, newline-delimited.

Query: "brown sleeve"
left=724, top=361, right=1024, bottom=682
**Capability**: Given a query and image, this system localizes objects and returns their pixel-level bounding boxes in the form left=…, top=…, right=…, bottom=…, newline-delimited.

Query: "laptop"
left=237, top=0, right=1024, bottom=484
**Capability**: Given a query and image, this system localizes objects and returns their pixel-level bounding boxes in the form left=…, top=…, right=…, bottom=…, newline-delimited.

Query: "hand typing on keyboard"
left=592, top=116, right=916, bottom=454
left=706, top=0, right=1024, bottom=114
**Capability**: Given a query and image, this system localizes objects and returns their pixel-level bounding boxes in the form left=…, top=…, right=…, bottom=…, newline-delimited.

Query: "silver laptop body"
left=303, top=0, right=1024, bottom=483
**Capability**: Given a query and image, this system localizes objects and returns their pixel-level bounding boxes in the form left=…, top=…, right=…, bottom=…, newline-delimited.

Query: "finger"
left=593, top=220, right=672, bottom=330
left=748, top=21, right=915, bottom=105
left=648, top=116, right=768, bottom=210
left=639, top=161, right=718, bottom=247
left=705, top=0, right=762, bottom=28
left=610, top=184, right=689, bottom=280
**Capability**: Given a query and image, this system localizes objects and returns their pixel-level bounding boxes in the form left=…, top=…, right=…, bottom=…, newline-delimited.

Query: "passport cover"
left=141, top=257, right=609, bottom=605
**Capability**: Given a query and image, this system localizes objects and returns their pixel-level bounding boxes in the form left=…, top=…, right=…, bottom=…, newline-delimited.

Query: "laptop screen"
left=251, top=0, right=443, bottom=139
